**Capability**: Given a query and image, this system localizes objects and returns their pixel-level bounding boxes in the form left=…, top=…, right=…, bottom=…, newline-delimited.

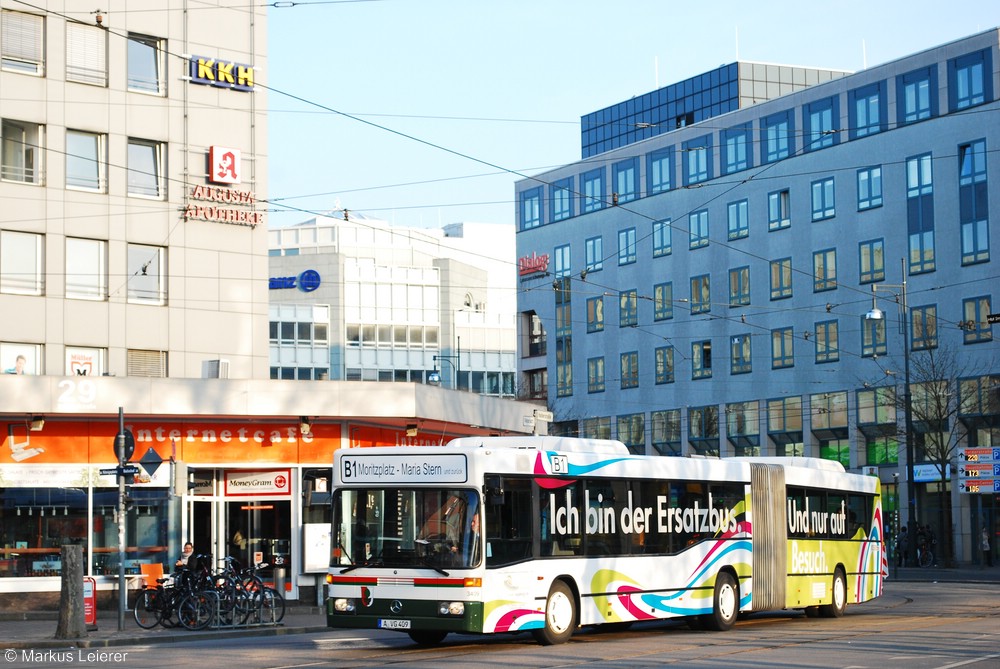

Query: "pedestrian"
left=895, top=526, right=908, bottom=567
left=982, top=527, right=993, bottom=568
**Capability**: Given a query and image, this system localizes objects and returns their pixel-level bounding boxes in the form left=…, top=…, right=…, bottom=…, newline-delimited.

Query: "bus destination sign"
left=341, top=453, right=468, bottom=484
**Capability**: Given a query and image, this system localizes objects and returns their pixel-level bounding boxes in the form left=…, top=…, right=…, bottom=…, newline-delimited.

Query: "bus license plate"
left=379, top=619, right=411, bottom=630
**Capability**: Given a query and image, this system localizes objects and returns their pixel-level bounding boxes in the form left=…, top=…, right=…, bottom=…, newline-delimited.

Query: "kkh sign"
left=189, top=56, right=254, bottom=91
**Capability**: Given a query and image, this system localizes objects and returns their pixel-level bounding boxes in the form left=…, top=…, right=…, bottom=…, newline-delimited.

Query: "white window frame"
left=66, top=22, right=107, bottom=86
left=65, top=237, right=107, bottom=300
left=66, top=129, right=106, bottom=192
left=127, top=243, right=166, bottom=305
left=127, top=138, right=165, bottom=199
left=0, top=230, right=43, bottom=295
left=1, top=10, right=44, bottom=75
left=1, top=119, right=43, bottom=184
left=127, top=33, right=165, bottom=95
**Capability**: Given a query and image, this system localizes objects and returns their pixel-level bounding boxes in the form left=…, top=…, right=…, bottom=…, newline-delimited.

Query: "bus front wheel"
left=533, top=580, right=577, bottom=645
left=701, top=571, right=739, bottom=631
left=820, top=568, right=847, bottom=618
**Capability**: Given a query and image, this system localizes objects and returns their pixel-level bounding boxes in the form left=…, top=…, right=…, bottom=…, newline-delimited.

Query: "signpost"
left=113, top=408, right=135, bottom=632
left=958, top=447, right=1000, bottom=494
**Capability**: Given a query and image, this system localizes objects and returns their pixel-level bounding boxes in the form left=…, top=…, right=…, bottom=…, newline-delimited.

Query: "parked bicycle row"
left=132, top=555, right=286, bottom=631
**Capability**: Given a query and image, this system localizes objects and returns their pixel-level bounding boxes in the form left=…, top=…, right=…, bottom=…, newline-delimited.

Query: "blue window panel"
left=550, top=177, right=573, bottom=222
left=959, top=140, right=989, bottom=265
left=911, top=305, right=938, bottom=351
left=815, top=320, right=839, bottom=363
left=805, top=96, right=839, bottom=152
left=620, top=351, right=639, bottom=389
left=652, top=219, right=672, bottom=257
left=897, top=66, right=938, bottom=125
left=689, top=209, right=709, bottom=249
left=729, top=266, right=750, bottom=306
left=858, top=166, right=883, bottom=210
left=618, top=227, right=637, bottom=265
left=813, top=248, right=837, bottom=292
left=647, top=147, right=673, bottom=194
left=811, top=177, right=835, bottom=221
left=586, top=295, right=604, bottom=333
left=613, top=157, right=639, bottom=203
left=768, top=189, right=790, bottom=230
left=731, top=334, right=752, bottom=374
left=690, top=274, right=710, bottom=314
left=948, top=49, right=992, bottom=112
left=587, top=357, right=605, bottom=393
left=692, top=340, right=712, bottom=379
left=861, top=316, right=887, bottom=357
left=848, top=81, right=886, bottom=139
left=520, top=187, right=541, bottom=230
left=771, top=327, right=794, bottom=369
left=722, top=123, right=752, bottom=174
left=770, top=258, right=792, bottom=300
left=619, top=289, right=638, bottom=327
left=859, top=239, right=885, bottom=284
left=553, top=244, right=570, bottom=278
left=962, top=296, right=993, bottom=343
left=906, top=153, right=935, bottom=274
left=582, top=167, right=604, bottom=212
left=762, top=109, right=794, bottom=164
left=654, top=346, right=674, bottom=384
left=728, top=199, right=749, bottom=240
left=683, top=134, right=712, bottom=186
left=653, top=282, right=674, bottom=321
left=585, top=236, right=603, bottom=273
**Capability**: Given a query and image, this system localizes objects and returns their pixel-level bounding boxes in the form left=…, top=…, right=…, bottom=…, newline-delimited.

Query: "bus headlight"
left=438, top=601, right=465, bottom=616
left=333, top=598, right=356, bottom=613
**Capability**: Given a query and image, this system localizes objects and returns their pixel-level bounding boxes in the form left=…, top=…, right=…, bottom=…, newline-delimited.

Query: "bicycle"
left=240, top=560, right=286, bottom=624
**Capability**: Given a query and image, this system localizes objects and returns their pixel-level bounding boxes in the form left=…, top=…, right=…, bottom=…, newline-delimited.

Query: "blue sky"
left=266, top=0, right=999, bottom=230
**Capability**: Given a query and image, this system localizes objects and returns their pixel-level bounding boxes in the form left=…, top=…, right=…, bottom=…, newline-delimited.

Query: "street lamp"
left=432, top=337, right=462, bottom=390
left=865, top=259, right=917, bottom=567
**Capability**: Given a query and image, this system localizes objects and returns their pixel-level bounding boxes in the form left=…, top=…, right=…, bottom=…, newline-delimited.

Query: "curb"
left=4, top=624, right=331, bottom=650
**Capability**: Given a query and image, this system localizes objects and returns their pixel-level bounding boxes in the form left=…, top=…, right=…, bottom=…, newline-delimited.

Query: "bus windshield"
left=333, top=488, right=481, bottom=571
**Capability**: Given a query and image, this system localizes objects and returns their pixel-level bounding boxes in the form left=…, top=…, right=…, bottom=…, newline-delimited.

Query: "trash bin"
left=272, top=566, right=286, bottom=596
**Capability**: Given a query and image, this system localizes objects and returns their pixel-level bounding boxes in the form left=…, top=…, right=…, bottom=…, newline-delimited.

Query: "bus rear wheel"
left=407, top=630, right=447, bottom=646
left=532, top=580, right=577, bottom=645
left=701, top=571, right=739, bottom=631
left=820, top=568, right=847, bottom=618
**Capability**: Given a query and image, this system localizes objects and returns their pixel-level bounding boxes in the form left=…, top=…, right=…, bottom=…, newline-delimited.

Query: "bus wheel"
left=820, top=568, right=847, bottom=618
left=407, top=630, right=447, bottom=646
left=533, top=581, right=577, bottom=645
left=701, top=572, right=739, bottom=631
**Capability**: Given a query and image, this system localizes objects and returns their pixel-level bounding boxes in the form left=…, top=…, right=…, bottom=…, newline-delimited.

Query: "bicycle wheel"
left=261, top=587, right=286, bottom=623
left=133, top=588, right=161, bottom=629
left=177, top=592, right=214, bottom=631
left=919, top=549, right=934, bottom=568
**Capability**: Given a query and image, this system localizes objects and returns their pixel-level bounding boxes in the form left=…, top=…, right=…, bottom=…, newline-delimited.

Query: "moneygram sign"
left=224, top=468, right=292, bottom=496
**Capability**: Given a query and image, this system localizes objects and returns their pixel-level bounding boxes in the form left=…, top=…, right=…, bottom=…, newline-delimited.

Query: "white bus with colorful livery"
left=325, top=436, right=885, bottom=645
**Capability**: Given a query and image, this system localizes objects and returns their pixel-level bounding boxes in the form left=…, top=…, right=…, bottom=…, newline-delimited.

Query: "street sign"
left=958, top=447, right=1000, bottom=494
left=986, top=313, right=1000, bottom=324
left=99, top=465, right=140, bottom=476
left=114, top=429, right=136, bottom=464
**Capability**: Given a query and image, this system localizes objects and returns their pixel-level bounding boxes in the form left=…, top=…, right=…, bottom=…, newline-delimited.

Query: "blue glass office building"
left=516, top=30, right=999, bottom=564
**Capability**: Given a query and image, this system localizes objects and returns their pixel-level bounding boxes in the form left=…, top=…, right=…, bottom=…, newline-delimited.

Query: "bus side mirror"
left=485, top=475, right=504, bottom=505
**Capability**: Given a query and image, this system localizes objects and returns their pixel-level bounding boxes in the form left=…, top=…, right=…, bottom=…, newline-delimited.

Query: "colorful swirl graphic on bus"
left=483, top=600, right=545, bottom=632
left=854, top=504, right=886, bottom=600
left=532, top=451, right=635, bottom=488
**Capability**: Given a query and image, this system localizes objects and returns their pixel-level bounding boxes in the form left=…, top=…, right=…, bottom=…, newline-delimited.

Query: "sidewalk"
left=3, top=566, right=999, bottom=650
left=1, top=606, right=328, bottom=650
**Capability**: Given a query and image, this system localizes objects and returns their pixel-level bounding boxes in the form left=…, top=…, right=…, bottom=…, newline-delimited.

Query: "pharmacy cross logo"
left=209, top=146, right=242, bottom=184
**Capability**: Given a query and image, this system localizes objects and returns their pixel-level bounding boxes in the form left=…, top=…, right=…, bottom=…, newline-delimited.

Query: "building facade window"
left=906, top=153, right=935, bottom=274
left=911, top=304, right=938, bottom=350
left=620, top=351, right=639, bottom=389
left=1, top=10, right=44, bottom=75
left=727, top=199, right=749, bottom=240
left=520, top=187, right=541, bottom=229
left=619, top=289, right=637, bottom=327
left=726, top=401, right=760, bottom=456
left=859, top=238, right=885, bottom=283
left=586, top=295, right=604, bottom=333
left=0, top=230, right=43, bottom=295
left=1, top=119, right=42, bottom=184
left=647, top=146, right=673, bottom=194
left=550, top=177, right=573, bottom=222
left=683, top=134, right=711, bottom=186
left=587, top=357, right=605, bottom=393
left=813, top=248, right=837, bottom=292
left=811, top=177, right=835, bottom=221
left=688, top=405, right=720, bottom=456
left=722, top=123, right=752, bottom=174
left=815, top=320, right=839, bottom=363
left=65, top=238, right=106, bottom=300
left=805, top=96, right=838, bottom=152
left=692, top=340, right=712, bottom=379
left=653, top=281, right=673, bottom=321
left=127, top=138, right=165, bottom=199
left=127, top=244, right=166, bottom=305
left=771, top=327, right=794, bottom=369
left=849, top=81, right=885, bottom=139
left=556, top=339, right=572, bottom=397
left=897, top=66, right=937, bottom=125
left=729, top=266, right=750, bottom=306
left=689, top=209, right=709, bottom=249
left=857, top=166, right=882, bottom=210
left=652, top=219, right=672, bottom=257
left=770, top=258, right=792, bottom=300
left=553, top=243, right=570, bottom=278
left=861, top=315, right=887, bottom=357
left=613, top=157, right=638, bottom=203
left=618, top=227, right=636, bottom=265
left=582, top=167, right=604, bottom=212
left=768, top=189, right=790, bottom=230
left=690, top=274, right=710, bottom=314
left=617, top=413, right=645, bottom=454
left=731, top=333, right=752, bottom=374
left=762, top=110, right=793, bottom=163
left=959, top=139, right=989, bottom=265
left=585, top=236, right=603, bottom=273
left=65, top=346, right=106, bottom=376
left=66, top=22, right=107, bottom=86
left=962, top=296, right=993, bottom=344
left=948, top=49, right=991, bottom=111
left=66, top=130, right=106, bottom=191
left=127, top=33, right=165, bottom=94
left=654, top=346, right=674, bottom=384
left=651, top=409, right=681, bottom=455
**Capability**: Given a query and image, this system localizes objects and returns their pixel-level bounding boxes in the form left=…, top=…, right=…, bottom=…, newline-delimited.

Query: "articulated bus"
left=326, top=436, right=885, bottom=645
